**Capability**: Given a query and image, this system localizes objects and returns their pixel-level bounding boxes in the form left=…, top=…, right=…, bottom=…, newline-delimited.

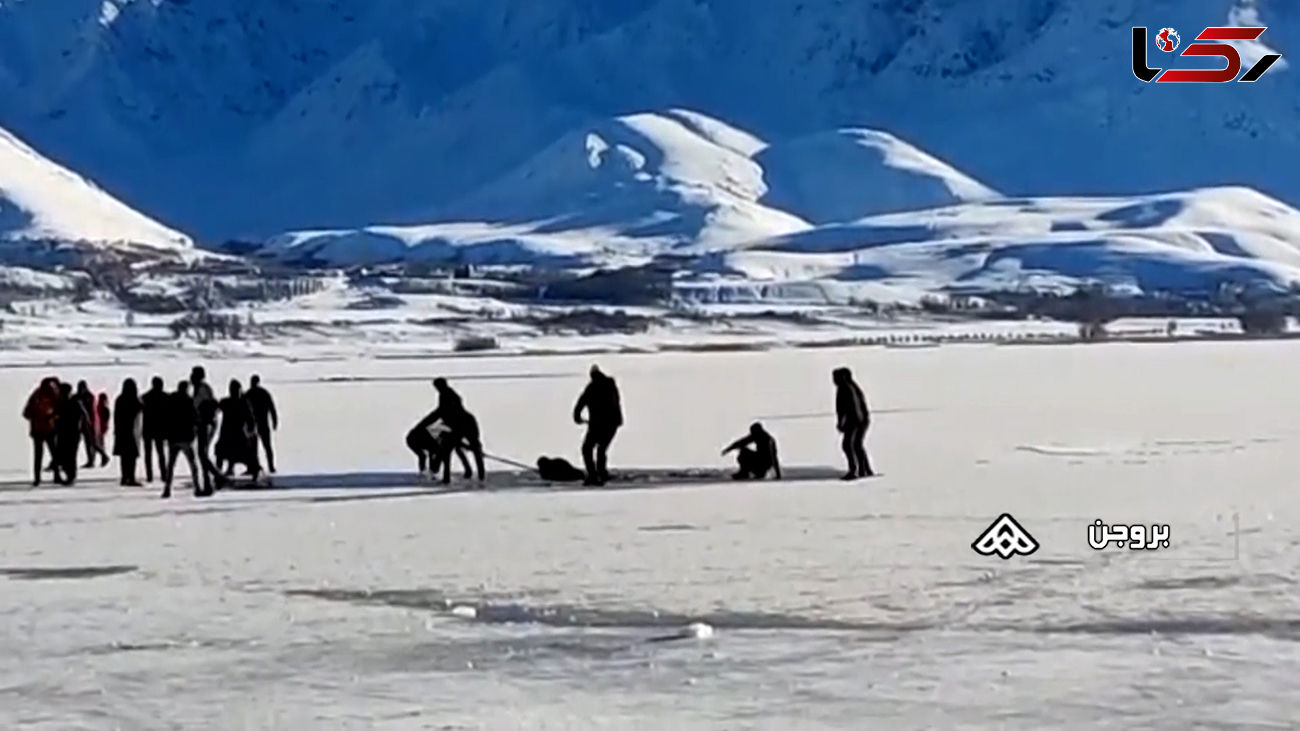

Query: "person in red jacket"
left=95, top=392, right=111, bottom=464
left=22, top=377, right=61, bottom=486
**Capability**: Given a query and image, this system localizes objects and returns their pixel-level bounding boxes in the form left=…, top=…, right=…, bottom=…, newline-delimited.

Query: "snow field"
left=1, top=344, right=1298, bottom=727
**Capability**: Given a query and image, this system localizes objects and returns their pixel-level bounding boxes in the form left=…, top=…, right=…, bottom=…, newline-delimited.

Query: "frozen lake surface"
left=1, top=343, right=1298, bottom=729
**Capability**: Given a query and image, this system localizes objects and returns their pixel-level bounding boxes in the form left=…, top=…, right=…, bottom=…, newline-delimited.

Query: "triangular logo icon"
left=972, top=513, right=1039, bottom=559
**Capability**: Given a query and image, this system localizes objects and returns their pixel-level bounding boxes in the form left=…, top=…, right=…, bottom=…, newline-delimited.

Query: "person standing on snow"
left=55, top=382, right=89, bottom=485
left=573, top=365, right=623, bottom=486
left=163, top=381, right=206, bottom=499
left=75, top=380, right=107, bottom=468
left=22, top=377, right=61, bottom=486
left=95, top=393, right=111, bottom=465
left=140, top=376, right=170, bottom=483
left=214, top=379, right=261, bottom=481
left=833, top=366, right=873, bottom=480
left=245, top=374, right=279, bottom=474
left=112, top=379, right=143, bottom=486
left=721, top=422, right=781, bottom=481
left=189, top=366, right=218, bottom=494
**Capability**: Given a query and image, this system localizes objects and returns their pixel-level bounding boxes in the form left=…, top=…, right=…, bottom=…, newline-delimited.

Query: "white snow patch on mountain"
left=0, top=125, right=192, bottom=253
left=755, top=128, right=999, bottom=224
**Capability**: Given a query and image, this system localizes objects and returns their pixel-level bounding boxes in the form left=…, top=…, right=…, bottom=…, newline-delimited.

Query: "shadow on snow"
left=231, top=465, right=848, bottom=502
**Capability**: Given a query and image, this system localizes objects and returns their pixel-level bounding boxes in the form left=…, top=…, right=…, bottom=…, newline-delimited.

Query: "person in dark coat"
left=55, top=382, right=89, bottom=485
left=215, top=379, right=261, bottom=480
left=113, top=379, right=143, bottom=486
left=420, top=378, right=485, bottom=484
left=75, top=380, right=107, bottom=468
left=536, top=456, right=586, bottom=482
left=833, top=367, right=873, bottom=479
left=721, top=422, right=781, bottom=480
left=140, top=376, right=170, bottom=483
left=573, top=365, right=623, bottom=486
left=163, top=381, right=206, bottom=498
left=22, top=377, right=61, bottom=486
left=246, top=374, right=279, bottom=474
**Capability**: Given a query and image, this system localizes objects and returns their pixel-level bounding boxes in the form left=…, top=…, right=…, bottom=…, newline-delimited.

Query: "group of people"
left=22, top=366, right=280, bottom=498
left=404, top=363, right=873, bottom=486
left=20, top=379, right=112, bottom=487
left=23, top=359, right=873, bottom=494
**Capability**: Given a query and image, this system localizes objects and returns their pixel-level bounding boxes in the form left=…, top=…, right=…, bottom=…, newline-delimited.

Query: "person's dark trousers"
left=120, top=455, right=138, bottom=485
left=194, top=423, right=216, bottom=494
left=31, top=436, right=54, bottom=486
left=439, top=435, right=485, bottom=485
left=736, top=449, right=771, bottom=479
left=143, top=437, right=168, bottom=483
left=256, top=423, right=276, bottom=473
left=841, top=423, right=872, bottom=477
left=164, top=441, right=201, bottom=498
left=582, top=425, right=618, bottom=485
left=59, top=440, right=78, bottom=485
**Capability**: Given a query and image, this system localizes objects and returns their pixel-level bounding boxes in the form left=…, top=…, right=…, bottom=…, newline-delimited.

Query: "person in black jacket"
left=573, top=365, right=623, bottom=486
left=215, top=379, right=261, bottom=481
left=163, top=381, right=206, bottom=498
left=54, top=382, right=88, bottom=485
left=140, top=376, right=169, bottom=483
left=245, top=374, right=279, bottom=474
left=721, top=422, right=781, bottom=480
left=833, top=367, right=873, bottom=479
left=190, top=366, right=219, bottom=487
left=113, top=378, right=143, bottom=486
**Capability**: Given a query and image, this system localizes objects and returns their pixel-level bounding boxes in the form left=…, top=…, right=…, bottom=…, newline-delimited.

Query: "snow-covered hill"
left=0, top=125, right=192, bottom=260
left=0, top=0, right=1292, bottom=242
left=258, top=111, right=999, bottom=268
left=706, top=186, right=1300, bottom=300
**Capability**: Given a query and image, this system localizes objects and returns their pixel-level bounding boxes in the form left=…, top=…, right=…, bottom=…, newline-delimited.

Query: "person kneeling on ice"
left=405, top=417, right=473, bottom=480
left=721, top=422, right=781, bottom=480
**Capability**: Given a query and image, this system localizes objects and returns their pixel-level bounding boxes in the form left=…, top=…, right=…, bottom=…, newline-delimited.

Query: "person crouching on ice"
left=721, top=422, right=781, bottom=480
left=405, top=417, right=473, bottom=480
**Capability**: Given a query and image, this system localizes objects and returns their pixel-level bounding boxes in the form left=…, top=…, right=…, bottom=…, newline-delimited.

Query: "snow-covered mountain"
left=264, top=111, right=994, bottom=267
left=259, top=110, right=1300, bottom=301
left=0, top=124, right=192, bottom=256
left=0, top=0, right=1293, bottom=243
